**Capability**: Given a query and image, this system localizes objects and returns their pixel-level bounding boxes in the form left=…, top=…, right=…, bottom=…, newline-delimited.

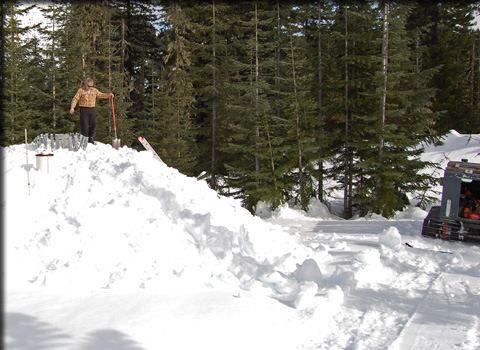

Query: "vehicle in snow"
left=422, top=159, right=480, bottom=242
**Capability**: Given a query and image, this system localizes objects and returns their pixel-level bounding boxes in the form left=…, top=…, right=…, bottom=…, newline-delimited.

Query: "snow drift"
left=5, top=130, right=480, bottom=349
left=5, top=141, right=337, bottom=307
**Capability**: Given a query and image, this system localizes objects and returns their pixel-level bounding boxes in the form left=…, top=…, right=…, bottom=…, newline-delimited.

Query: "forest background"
left=2, top=0, right=480, bottom=219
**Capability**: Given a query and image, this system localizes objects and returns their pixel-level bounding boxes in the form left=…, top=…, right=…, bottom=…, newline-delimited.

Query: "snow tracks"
left=281, top=218, right=480, bottom=349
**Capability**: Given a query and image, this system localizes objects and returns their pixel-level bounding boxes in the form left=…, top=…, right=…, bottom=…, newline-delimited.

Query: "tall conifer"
left=2, top=2, right=37, bottom=145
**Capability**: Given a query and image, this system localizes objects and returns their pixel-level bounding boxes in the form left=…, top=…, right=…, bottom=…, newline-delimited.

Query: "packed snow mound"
left=5, top=130, right=480, bottom=350
left=421, top=130, right=480, bottom=168
left=4, top=141, right=335, bottom=304
left=255, top=198, right=339, bottom=220
left=379, top=227, right=402, bottom=251
left=4, top=130, right=480, bottom=298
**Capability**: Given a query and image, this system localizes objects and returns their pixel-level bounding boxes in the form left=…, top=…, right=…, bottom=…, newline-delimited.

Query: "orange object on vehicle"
left=470, top=212, right=480, bottom=220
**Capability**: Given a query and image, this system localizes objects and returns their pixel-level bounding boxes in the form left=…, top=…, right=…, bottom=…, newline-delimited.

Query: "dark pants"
left=80, top=107, right=96, bottom=139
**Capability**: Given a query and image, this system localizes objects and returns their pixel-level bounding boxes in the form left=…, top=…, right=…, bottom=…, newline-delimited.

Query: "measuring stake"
left=25, top=129, right=31, bottom=196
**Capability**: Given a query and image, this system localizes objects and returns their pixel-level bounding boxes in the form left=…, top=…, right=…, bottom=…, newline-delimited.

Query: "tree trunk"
left=476, top=33, right=480, bottom=124
left=379, top=1, right=389, bottom=163
left=52, top=1, right=56, bottom=130
left=317, top=3, right=324, bottom=202
left=10, top=4, right=15, bottom=144
left=344, top=4, right=353, bottom=219
left=121, top=18, right=126, bottom=76
left=211, top=0, right=217, bottom=188
left=108, top=8, right=113, bottom=136
left=254, top=1, right=260, bottom=174
left=290, top=34, right=304, bottom=204
left=276, top=1, right=281, bottom=120
left=377, top=1, right=389, bottom=201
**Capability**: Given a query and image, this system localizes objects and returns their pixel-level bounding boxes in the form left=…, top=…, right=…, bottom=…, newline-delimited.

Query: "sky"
left=19, top=3, right=480, bottom=30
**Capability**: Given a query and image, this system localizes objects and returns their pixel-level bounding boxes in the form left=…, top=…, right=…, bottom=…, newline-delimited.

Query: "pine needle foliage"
left=2, top=0, right=479, bottom=218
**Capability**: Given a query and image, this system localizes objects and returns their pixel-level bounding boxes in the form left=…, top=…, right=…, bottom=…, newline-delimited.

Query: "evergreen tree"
left=471, top=30, right=480, bottom=129
left=220, top=1, right=289, bottom=211
left=3, top=0, right=476, bottom=219
left=55, top=1, right=84, bottom=133
left=111, top=0, right=159, bottom=145
left=40, top=0, right=60, bottom=131
left=2, top=2, right=38, bottom=145
left=57, top=2, right=132, bottom=144
left=186, top=1, right=232, bottom=187
left=23, top=36, right=50, bottom=135
left=327, top=1, right=378, bottom=218
left=94, top=4, right=133, bottom=145
left=279, top=4, right=319, bottom=210
left=410, top=1, right=478, bottom=133
left=354, top=2, right=439, bottom=217
left=155, top=2, right=197, bottom=174
left=301, top=2, right=339, bottom=204
left=39, top=0, right=81, bottom=133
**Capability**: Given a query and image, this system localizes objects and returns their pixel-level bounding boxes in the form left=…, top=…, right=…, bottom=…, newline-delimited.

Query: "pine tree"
left=471, top=30, right=480, bottom=129
left=110, top=0, right=159, bottom=145
left=3, top=0, right=473, bottom=219
left=156, top=2, right=197, bottom=174
left=39, top=0, right=81, bottom=134
left=2, top=2, right=38, bottom=145
left=354, top=1, right=438, bottom=217
left=94, top=5, right=133, bottom=145
left=57, top=2, right=132, bottom=144
left=23, top=36, right=50, bottom=135
left=411, top=2, right=478, bottom=133
left=219, top=1, right=290, bottom=211
left=40, top=0, right=60, bottom=131
left=327, top=2, right=377, bottom=218
left=55, top=2, right=84, bottom=133
left=185, top=1, right=231, bottom=185
left=278, top=4, right=320, bottom=210
left=300, top=2, right=338, bottom=204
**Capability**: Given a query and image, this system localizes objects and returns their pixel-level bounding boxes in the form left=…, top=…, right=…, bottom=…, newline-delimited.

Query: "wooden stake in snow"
left=25, top=129, right=31, bottom=196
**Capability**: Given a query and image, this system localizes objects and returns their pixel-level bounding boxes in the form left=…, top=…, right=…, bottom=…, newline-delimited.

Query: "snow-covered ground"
left=4, top=131, right=480, bottom=349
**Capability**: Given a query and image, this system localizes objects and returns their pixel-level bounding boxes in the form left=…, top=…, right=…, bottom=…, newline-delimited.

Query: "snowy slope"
left=4, top=131, right=480, bottom=349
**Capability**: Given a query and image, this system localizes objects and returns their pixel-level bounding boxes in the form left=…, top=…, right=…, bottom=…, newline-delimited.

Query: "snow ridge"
left=5, top=131, right=480, bottom=349
left=5, top=142, right=331, bottom=304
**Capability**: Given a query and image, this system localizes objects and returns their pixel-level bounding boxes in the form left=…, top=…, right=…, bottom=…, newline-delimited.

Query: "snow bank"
left=256, top=198, right=339, bottom=221
left=5, top=130, right=480, bottom=349
left=423, top=130, right=480, bottom=166
left=4, top=142, right=341, bottom=308
left=379, top=226, right=402, bottom=251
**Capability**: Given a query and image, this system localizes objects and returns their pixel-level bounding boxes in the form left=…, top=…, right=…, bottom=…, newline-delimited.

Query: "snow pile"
left=256, top=198, right=339, bottom=221
left=423, top=130, right=480, bottom=165
left=5, top=142, right=338, bottom=304
left=5, top=130, right=480, bottom=349
left=417, top=131, right=480, bottom=200
left=379, top=226, right=402, bottom=251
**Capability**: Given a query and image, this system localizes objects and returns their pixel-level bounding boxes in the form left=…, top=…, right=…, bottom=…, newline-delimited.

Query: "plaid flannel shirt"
left=71, top=87, right=110, bottom=109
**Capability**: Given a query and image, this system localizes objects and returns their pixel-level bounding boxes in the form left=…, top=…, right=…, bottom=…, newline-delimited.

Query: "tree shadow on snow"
left=77, top=329, right=146, bottom=350
left=5, top=313, right=146, bottom=350
left=5, top=312, right=72, bottom=350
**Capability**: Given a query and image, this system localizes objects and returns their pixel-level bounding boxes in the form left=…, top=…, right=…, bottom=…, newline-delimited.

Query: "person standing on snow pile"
left=70, top=78, right=114, bottom=144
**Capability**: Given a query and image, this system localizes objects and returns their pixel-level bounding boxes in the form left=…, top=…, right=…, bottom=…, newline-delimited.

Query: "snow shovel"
left=111, top=96, right=121, bottom=149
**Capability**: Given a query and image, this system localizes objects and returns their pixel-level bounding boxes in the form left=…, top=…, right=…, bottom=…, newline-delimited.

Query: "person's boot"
left=88, top=137, right=95, bottom=144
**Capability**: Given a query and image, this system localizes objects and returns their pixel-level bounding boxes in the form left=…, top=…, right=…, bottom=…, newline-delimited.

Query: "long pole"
left=111, top=96, right=117, bottom=139
left=25, top=129, right=31, bottom=196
